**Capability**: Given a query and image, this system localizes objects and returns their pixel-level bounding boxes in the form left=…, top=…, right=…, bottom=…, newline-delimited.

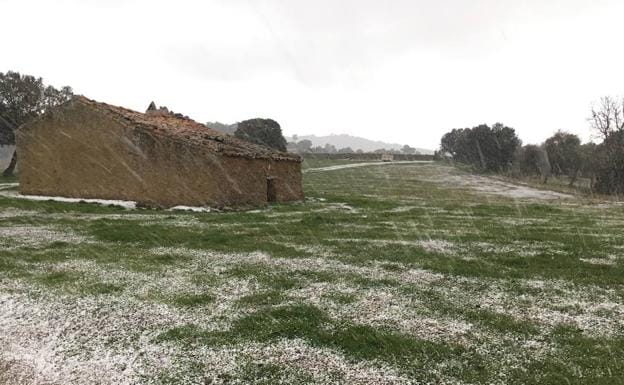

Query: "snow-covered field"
left=1, top=162, right=622, bottom=384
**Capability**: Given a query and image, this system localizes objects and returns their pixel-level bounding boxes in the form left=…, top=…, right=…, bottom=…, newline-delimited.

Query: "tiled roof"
left=73, top=96, right=300, bottom=162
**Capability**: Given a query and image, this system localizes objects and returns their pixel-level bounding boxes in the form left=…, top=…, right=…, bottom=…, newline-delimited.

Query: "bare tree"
left=590, top=96, right=624, bottom=140
left=589, top=96, right=624, bottom=194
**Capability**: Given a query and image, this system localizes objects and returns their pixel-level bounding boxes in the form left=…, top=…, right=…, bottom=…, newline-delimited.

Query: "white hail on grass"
left=580, top=255, right=618, bottom=266
left=325, top=238, right=457, bottom=255
left=287, top=283, right=473, bottom=341
left=0, top=274, right=419, bottom=384
left=418, top=164, right=574, bottom=201
left=0, top=208, right=40, bottom=219
left=0, top=226, right=91, bottom=247
left=0, top=182, right=19, bottom=191
left=0, top=190, right=137, bottom=209
left=303, top=161, right=432, bottom=173
left=2, top=245, right=622, bottom=383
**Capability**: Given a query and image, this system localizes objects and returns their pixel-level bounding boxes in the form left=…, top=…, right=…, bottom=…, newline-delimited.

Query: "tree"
left=294, top=139, right=312, bottom=153
left=517, top=144, right=551, bottom=182
left=579, top=142, right=598, bottom=187
left=588, top=96, right=624, bottom=194
left=0, top=71, right=73, bottom=176
left=590, top=96, right=624, bottom=140
left=439, top=123, right=521, bottom=172
left=594, top=131, right=624, bottom=194
left=323, top=143, right=337, bottom=153
left=234, top=118, right=288, bottom=152
left=440, top=128, right=466, bottom=157
left=401, top=144, right=417, bottom=154
left=544, top=131, right=582, bottom=186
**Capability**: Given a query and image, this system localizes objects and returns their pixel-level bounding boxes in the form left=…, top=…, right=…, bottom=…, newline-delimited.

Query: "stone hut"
left=16, top=96, right=303, bottom=207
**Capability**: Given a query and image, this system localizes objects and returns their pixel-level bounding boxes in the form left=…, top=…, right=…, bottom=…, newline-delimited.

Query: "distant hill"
left=285, top=134, right=434, bottom=154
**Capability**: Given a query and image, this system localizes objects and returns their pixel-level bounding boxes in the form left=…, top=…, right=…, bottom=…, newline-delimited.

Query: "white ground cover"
left=0, top=190, right=138, bottom=209
left=0, top=191, right=219, bottom=213
left=0, top=225, right=91, bottom=248
left=0, top=249, right=452, bottom=384
left=418, top=165, right=574, bottom=200
left=0, top=183, right=18, bottom=191
left=0, top=240, right=622, bottom=384
left=304, top=161, right=433, bottom=173
left=1, top=162, right=622, bottom=384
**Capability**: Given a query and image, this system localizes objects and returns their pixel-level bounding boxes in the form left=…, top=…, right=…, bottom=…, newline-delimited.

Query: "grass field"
left=1, top=162, right=623, bottom=384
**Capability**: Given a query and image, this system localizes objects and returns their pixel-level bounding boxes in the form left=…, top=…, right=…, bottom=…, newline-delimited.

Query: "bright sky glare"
left=3, top=0, right=624, bottom=149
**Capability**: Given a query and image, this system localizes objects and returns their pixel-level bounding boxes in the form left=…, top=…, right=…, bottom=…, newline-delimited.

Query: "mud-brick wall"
left=17, top=101, right=303, bottom=207
left=17, top=103, right=150, bottom=201
left=133, top=131, right=303, bottom=207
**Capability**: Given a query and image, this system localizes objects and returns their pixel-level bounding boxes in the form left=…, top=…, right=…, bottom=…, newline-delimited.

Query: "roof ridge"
left=72, top=96, right=301, bottom=162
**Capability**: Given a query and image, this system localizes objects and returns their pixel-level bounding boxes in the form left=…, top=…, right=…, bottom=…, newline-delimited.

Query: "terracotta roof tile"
left=73, top=96, right=300, bottom=162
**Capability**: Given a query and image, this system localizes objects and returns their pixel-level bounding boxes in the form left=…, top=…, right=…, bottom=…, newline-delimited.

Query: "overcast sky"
left=3, top=0, right=624, bottom=149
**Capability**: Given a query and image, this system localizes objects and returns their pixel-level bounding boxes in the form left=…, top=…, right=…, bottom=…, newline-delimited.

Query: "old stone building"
left=17, top=96, right=303, bottom=208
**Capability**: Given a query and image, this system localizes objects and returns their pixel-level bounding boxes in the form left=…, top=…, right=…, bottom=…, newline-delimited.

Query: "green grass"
left=0, top=175, right=18, bottom=184
left=157, top=304, right=486, bottom=381
left=1, top=162, right=623, bottom=384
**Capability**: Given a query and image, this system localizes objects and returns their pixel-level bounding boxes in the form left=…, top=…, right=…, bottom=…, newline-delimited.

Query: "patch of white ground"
left=0, top=190, right=138, bottom=209
left=0, top=191, right=217, bottom=213
left=153, top=248, right=624, bottom=337
left=0, top=225, right=92, bottom=248
left=325, top=237, right=572, bottom=259
left=435, top=276, right=624, bottom=337
left=150, top=247, right=447, bottom=290
left=0, top=251, right=445, bottom=384
left=303, top=161, right=433, bottom=173
left=159, top=339, right=415, bottom=385
left=328, top=238, right=457, bottom=254
left=2, top=247, right=621, bottom=383
left=496, top=217, right=551, bottom=226
left=0, top=258, right=259, bottom=385
left=151, top=248, right=624, bottom=376
left=580, top=255, right=619, bottom=266
left=0, top=182, right=18, bottom=191
left=418, top=165, right=574, bottom=201
left=0, top=292, right=414, bottom=385
left=0, top=208, right=40, bottom=219
left=470, top=241, right=569, bottom=257
left=288, top=282, right=473, bottom=341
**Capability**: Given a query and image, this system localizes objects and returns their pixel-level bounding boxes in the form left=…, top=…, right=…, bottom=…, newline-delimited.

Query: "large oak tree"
left=0, top=71, right=73, bottom=176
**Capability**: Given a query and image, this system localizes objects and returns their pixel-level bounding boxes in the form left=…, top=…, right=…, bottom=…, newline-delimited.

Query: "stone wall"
left=17, top=102, right=303, bottom=207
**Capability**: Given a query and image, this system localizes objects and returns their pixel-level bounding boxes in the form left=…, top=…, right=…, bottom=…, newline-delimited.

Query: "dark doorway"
left=267, top=177, right=277, bottom=203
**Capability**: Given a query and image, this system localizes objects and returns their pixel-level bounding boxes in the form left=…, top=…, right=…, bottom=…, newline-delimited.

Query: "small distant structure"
left=381, top=154, right=394, bottom=162
left=145, top=101, right=170, bottom=117
left=17, top=96, right=304, bottom=208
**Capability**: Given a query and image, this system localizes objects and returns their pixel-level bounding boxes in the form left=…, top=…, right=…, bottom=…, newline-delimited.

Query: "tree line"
left=438, top=96, right=624, bottom=194
left=1, top=71, right=292, bottom=176
left=287, top=139, right=419, bottom=155
left=0, top=71, right=73, bottom=176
